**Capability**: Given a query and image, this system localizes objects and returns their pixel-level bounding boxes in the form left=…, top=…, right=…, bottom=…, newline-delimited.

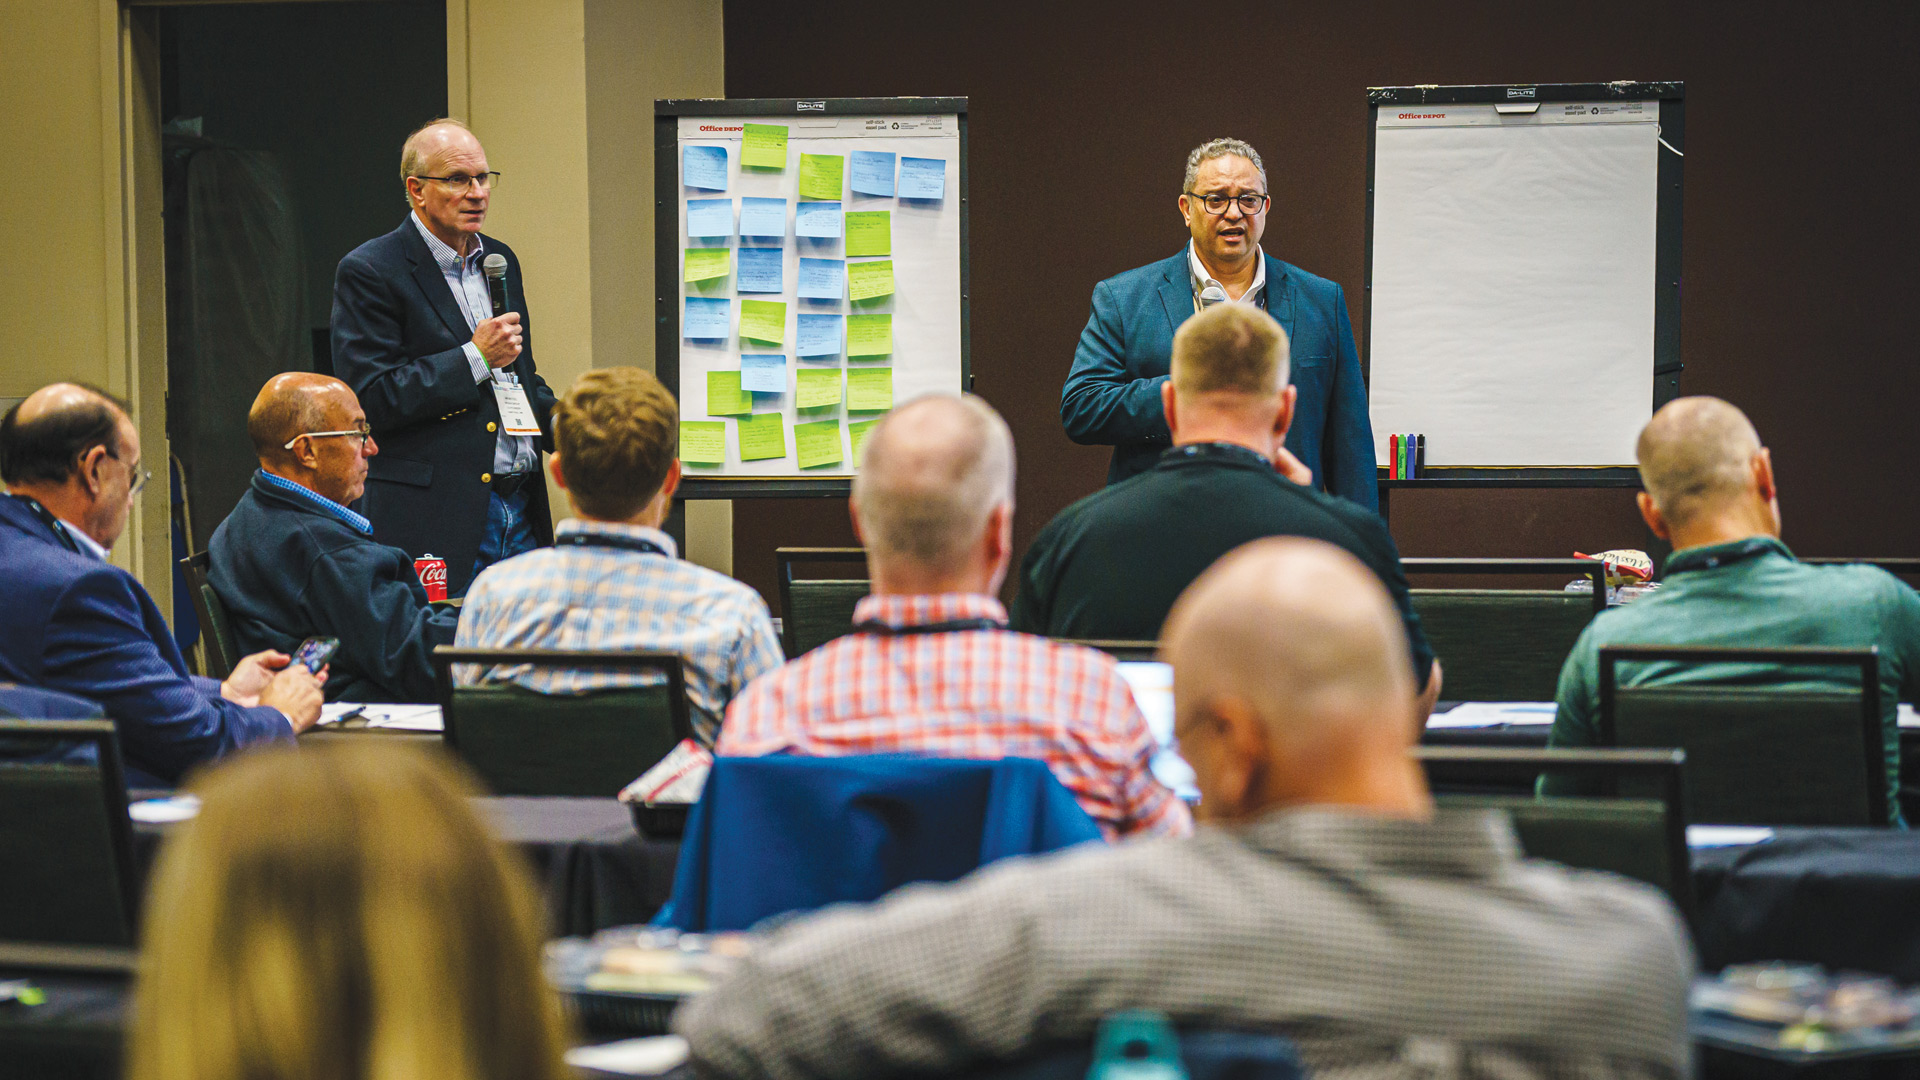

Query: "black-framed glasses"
left=284, top=424, right=374, bottom=451
left=1186, top=191, right=1269, bottom=216
left=413, top=171, right=501, bottom=193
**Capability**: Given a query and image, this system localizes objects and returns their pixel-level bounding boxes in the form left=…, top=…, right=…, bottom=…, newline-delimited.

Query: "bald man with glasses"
left=208, top=373, right=460, bottom=704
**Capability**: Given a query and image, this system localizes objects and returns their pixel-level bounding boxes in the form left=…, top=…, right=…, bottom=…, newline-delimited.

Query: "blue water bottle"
left=1087, top=1011, right=1187, bottom=1080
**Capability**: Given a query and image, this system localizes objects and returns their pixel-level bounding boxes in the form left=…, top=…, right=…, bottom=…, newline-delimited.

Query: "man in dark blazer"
left=1061, top=138, right=1377, bottom=510
left=332, top=118, right=557, bottom=597
left=0, top=384, right=324, bottom=786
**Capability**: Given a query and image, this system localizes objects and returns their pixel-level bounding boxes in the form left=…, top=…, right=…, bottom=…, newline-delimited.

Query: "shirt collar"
left=255, top=469, right=373, bottom=536
left=410, top=211, right=483, bottom=273
left=1663, top=535, right=1793, bottom=576
left=850, top=592, right=1009, bottom=631
left=554, top=518, right=680, bottom=558
left=1159, top=441, right=1275, bottom=473
left=1188, top=240, right=1266, bottom=308
left=1232, top=806, right=1521, bottom=877
left=62, top=519, right=109, bottom=561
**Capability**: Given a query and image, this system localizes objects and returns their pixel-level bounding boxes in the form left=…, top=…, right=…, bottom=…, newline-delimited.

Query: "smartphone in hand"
left=292, top=636, right=341, bottom=674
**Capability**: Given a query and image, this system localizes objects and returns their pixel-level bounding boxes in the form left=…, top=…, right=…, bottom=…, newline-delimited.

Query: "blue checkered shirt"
left=453, top=519, right=784, bottom=745
left=255, top=469, right=373, bottom=535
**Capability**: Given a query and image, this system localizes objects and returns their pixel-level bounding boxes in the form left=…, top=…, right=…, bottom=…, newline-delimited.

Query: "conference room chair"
left=1403, top=557, right=1607, bottom=702
left=178, top=551, right=240, bottom=680
left=1597, top=644, right=1886, bottom=827
left=775, top=546, right=869, bottom=657
left=1416, top=745, right=1692, bottom=919
left=432, top=647, right=693, bottom=798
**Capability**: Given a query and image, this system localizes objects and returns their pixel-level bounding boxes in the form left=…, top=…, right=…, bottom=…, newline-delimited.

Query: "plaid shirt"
left=719, top=593, right=1191, bottom=839
left=455, top=520, right=783, bottom=744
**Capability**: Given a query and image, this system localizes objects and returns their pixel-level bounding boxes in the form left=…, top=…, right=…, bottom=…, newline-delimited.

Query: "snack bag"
left=1575, top=548, right=1654, bottom=587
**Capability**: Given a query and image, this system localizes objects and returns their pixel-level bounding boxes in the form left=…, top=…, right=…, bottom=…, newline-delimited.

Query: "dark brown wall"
left=722, top=1, right=1920, bottom=614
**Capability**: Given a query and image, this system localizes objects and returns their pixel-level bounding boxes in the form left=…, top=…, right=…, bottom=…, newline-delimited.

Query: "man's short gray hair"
left=399, top=117, right=474, bottom=207
left=1636, top=396, right=1765, bottom=528
left=1184, top=138, right=1268, bottom=193
left=852, top=394, right=1015, bottom=572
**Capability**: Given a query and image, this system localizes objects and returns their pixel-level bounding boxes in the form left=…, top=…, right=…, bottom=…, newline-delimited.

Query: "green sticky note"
left=706, top=370, right=753, bottom=416
left=795, top=367, right=843, bottom=409
left=684, top=247, right=730, bottom=283
left=679, top=421, right=726, bottom=464
left=799, top=153, right=845, bottom=200
left=849, top=418, right=879, bottom=462
left=846, top=259, right=895, bottom=301
left=794, top=419, right=844, bottom=469
left=847, top=313, right=892, bottom=356
left=739, top=299, right=787, bottom=344
left=847, top=367, right=893, bottom=412
left=737, top=413, right=787, bottom=462
left=741, top=123, right=789, bottom=169
left=844, top=211, right=891, bottom=256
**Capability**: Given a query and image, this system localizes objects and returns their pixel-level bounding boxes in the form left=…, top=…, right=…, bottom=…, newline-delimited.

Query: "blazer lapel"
left=1156, top=252, right=1192, bottom=339
left=398, top=217, right=478, bottom=345
left=1264, top=253, right=1295, bottom=343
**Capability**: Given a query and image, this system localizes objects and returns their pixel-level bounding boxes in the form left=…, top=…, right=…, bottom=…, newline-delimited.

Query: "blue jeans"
left=469, top=487, right=538, bottom=591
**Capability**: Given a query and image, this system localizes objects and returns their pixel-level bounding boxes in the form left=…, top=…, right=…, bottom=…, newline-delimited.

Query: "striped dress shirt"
left=718, top=593, right=1191, bottom=839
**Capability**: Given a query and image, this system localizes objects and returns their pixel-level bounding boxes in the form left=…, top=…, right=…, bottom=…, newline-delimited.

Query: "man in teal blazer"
left=1061, top=138, right=1377, bottom=509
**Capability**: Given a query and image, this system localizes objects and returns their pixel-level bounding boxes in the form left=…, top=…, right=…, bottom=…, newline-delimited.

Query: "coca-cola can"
left=414, top=554, right=448, bottom=602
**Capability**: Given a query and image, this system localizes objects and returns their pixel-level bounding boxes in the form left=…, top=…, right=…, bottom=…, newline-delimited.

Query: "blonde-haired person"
left=130, top=743, right=572, bottom=1080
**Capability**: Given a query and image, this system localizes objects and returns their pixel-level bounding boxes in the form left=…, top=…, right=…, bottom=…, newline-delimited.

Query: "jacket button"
left=481, top=472, right=492, bottom=484
left=487, top=421, right=498, bottom=433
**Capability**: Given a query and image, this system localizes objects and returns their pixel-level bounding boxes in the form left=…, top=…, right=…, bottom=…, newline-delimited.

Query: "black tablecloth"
left=0, top=973, right=126, bottom=1080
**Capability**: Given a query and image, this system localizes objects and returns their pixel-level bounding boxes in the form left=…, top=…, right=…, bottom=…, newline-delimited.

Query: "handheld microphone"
left=483, top=254, right=511, bottom=316
left=1199, top=284, right=1228, bottom=308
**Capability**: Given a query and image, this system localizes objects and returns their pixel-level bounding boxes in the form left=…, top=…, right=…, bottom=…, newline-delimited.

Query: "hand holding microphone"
left=475, top=253, right=522, bottom=369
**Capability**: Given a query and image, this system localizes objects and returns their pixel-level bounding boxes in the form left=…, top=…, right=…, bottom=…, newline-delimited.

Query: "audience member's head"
left=0, top=383, right=141, bottom=550
left=1163, top=302, right=1297, bottom=457
left=247, top=373, right=377, bottom=507
left=851, top=393, right=1015, bottom=596
left=1634, top=396, right=1779, bottom=545
left=130, top=743, right=571, bottom=1080
left=550, top=367, right=680, bottom=526
left=1161, top=536, right=1428, bottom=825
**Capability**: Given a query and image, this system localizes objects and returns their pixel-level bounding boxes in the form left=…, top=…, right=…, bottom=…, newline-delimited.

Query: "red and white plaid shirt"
left=719, top=593, right=1192, bottom=840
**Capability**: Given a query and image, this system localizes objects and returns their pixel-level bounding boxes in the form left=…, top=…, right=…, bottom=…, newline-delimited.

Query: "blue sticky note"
left=797, top=313, right=843, bottom=357
left=686, top=198, right=732, bottom=238
left=795, top=200, right=843, bottom=239
left=898, top=156, right=947, bottom=200
left=683, top=145, right=728, bottom=191
left=850, top=151, right=897, bottom=197
left=798, top=257, right=845, bottom=300
left=740, top=354, right=787, bottom=393
left=684, top=296, right=730, bottom=339
left=737, top=247, right=784, bottom=293
left=740, top=197, right=788, bottom=238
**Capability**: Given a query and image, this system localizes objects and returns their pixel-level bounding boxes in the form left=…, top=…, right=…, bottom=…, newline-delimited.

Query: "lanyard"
left=10, top=495, right=80, bottom=555
left=1161, top=441, right=1273, bottom=470
left=854, top=617, right=1008, bottom=636
left=1664, top=537, right=1782, bottom=576
left=556, top=532, right=670, bottom=558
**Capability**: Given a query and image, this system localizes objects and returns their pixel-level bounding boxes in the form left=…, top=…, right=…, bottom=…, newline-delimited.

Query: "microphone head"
left=483, top=254, right=508, bottom=280
left=1199, top=285, right=1228, bottom=307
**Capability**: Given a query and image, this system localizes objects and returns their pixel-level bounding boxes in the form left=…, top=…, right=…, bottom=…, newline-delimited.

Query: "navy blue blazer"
left=209, top=472, right=460, bottom=705
left=331, top=216, right=557, bottom=596
left=1061, top=251, right=1378, bottom=510
left=0, top=496, right=293, bottom=784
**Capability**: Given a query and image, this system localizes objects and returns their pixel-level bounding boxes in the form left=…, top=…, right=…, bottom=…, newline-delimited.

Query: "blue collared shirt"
left=409, top=212, right=536, bottom=478
left=255, top=469, right=374, bottom=536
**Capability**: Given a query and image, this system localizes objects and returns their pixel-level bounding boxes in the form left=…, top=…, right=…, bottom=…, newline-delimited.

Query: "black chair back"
left=776, top=547, right=869, bottom=658
left=180, top=551, right=240, bottom=679
left=1598, top=644, right=1885, bottom=827
left=0, top=719, right=139, bottom=969
left=1403, top=558, right=1606, bottom=702
left=1053, top=639, right=1160, bottom=661
left=433, top=647, right=694, bottom=797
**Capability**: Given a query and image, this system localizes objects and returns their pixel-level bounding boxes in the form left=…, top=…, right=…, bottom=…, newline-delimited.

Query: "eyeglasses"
left=1186, top=191, right=1269, bottom=216
left=284, top=424, right=374, bottom=451
left=102, top=447, right=149, bottom=498
left=412, top=171, right=501, bottom=193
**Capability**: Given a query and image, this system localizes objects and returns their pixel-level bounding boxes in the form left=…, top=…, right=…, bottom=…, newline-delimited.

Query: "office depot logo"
left=697, top=124, right=744, bottom=133
left=1397, top=112, right=1446, bottom=119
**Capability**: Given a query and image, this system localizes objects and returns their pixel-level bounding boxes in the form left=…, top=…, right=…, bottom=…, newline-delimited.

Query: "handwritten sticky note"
left=847, top=259, right=894, bottom=301
left=795, top=201, right=842, bottom=238
left=850, top=150, right=897, bottom=197
left=684, top=247, right=730, bottom=283
left=686, top=198, right=732, bottom=238
left=844, top=211, right=891, bottom=257
left=680, top=421, right=726, bottom=464
left=737, top=413, right=786, bottom=462
left=737, top=247, right=784, bottom=293
left=683, top=297, right=730, bottom=339
left=739, top=197, right=787, bottom=238
left=798, top=257, right=845, bottom=300
left=898, top=156, right=947, bottom=200
left=739, top=299, right=787, bottom=344
left=849, top=418, right=879, bottom=462
left=795, top=420, right=844, bottom=469
left=799, top=153, right=845, bottom=200
left=795, top=367, right=842, bottom=409
left=740, top=123, right=788, bottom=169
left=797, top=314, right=842, bottom=357
left=740, top=354, right=786, bottom=393
left=847, top=313, right=892, bottom=356
left=706, top=370, right=753, bottom=415
left=847, top=367, right=894, bottom=412
left=683, top=145, right=728, bottom=191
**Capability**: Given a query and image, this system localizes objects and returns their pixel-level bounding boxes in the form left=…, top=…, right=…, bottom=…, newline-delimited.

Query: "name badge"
left=491, top=380, right=542, bottom=436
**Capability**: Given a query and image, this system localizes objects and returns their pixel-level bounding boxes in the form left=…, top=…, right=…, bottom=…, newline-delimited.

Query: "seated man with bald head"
left=208, top=373, right=459, bottom=703
left=678, top=537, right=1693, bottom=1080
left=1548, top=397, right=1920, bottom=821
left=719, top=394, right=1189, bottom=839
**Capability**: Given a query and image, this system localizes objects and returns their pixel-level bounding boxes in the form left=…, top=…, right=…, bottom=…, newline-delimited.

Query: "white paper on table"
left=1426, top=702, right=1558, bottom=729
left=1900, top=703, right=1918, bottom=729
left=1686, top=825, right=1775, bottom=849
left=317, top=703, right=366, bottom=726
left=564, top=1036, right=690, bottom=1076
left=129, top=795, right=201, bottom=823
left=361, top=705, right=444, bottom=731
